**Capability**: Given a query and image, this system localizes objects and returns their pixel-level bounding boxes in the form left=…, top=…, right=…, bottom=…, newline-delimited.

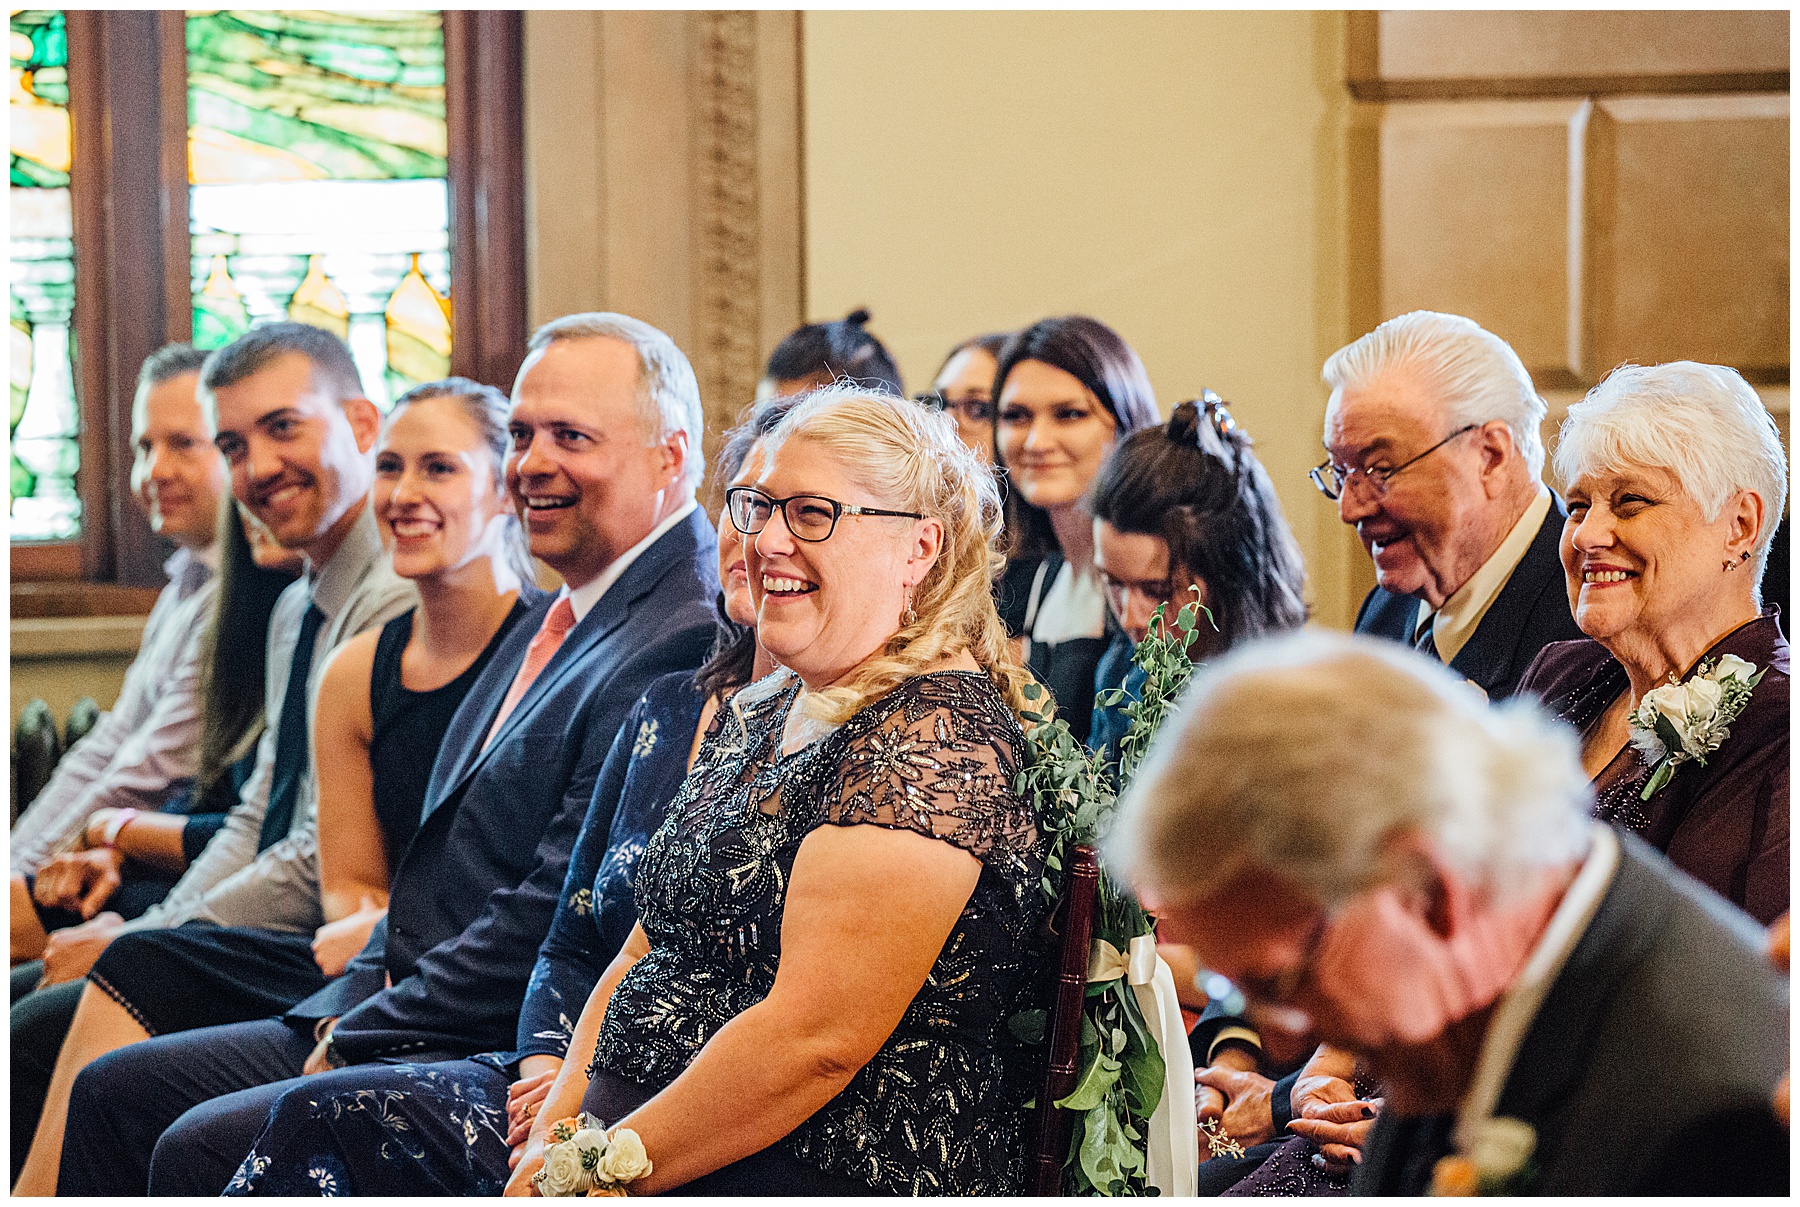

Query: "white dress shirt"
left=564, top=500, right=699, bottom=623
left=1420, top=487, right=1553, bottom=665
left=1452, top=823, right=1621, bottom=1152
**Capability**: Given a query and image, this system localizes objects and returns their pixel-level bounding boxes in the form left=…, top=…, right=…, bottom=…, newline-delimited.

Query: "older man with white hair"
left=1107, top=629, right=1788, bottom=1195
left=1317, top=311, right=1583, bottom=698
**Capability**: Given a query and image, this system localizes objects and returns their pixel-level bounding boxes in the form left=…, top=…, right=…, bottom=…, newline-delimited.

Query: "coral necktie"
left=482, top=596, right=576, bottom=751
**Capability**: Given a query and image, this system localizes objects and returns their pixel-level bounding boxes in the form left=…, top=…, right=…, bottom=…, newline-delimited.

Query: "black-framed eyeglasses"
left=1309, top=423, right=1480, bottom=501
left=916, top=391, right=995, bottom=425
left=725, top=485, right=925, bottom=543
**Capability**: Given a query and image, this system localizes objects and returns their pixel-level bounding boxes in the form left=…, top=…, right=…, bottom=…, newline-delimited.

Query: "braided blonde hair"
left=762, top=383, right=1037, bottom=726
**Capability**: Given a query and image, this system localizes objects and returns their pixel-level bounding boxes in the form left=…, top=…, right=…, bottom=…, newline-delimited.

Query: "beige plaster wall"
left=800, top=11, right=1371, bottom=628
left=11, top=616, right=144, bottom=728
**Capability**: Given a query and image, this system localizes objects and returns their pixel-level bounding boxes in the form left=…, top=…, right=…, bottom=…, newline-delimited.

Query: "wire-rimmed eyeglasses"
left=725, top=485, right=925, bottom=543
left=1308, top=424, right=1479, bottom=501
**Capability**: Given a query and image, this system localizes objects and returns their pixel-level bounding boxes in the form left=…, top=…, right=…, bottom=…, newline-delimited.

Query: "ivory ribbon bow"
left=1084, top=934, right=1199, bottom=1196
left=1086, top=934, right=1160, bottom=984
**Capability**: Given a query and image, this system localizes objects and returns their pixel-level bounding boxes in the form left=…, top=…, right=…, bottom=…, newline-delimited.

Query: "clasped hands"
left=500, top=1060, right=563, bottom=1196
left=1195, top=1044, right=1382, bottom=1175
left=32, top=808, right=140, bottom=920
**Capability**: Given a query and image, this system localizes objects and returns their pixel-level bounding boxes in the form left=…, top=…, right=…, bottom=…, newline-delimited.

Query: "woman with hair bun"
left=505, top=385, right=1049, bottom=1196
left=991, top=315, right=1160, bottom=743
left=1087, top=391, right=1309, bottom=759
left=761, top=308, right=904, bottom=399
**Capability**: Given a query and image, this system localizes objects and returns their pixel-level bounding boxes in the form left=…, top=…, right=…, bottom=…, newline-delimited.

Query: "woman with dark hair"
left=761, top=307, right=904, bottom=398
left=920, top=331, right=1010, bottom=464
left=218, top=398, right=787, bottom=1197
left=1088, top=393, right=1330, bottom=1199
left=991, top=315, right=1160, bottom=743
left=1087, top=392, right=1309, bottom=757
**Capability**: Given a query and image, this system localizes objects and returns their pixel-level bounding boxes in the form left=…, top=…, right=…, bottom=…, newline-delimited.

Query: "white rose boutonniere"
left=1628, top=655, right=1765, bottom=801
left=533, top=1118, right=654, bottom=1197
left=1430, top=1116, right=1537, bottom=1195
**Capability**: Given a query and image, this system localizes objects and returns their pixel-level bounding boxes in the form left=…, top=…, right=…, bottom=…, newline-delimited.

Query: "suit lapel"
left=433, top=512, right=706, bottom=803
left=1448, top=497, right=1568, bottom=693
left=422, top=591, right=555, bottom=815
left=1491, top=836, right=1664, bottom=1133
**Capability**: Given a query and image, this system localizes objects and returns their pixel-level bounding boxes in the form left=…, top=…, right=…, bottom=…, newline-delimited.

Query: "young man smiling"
left=10, top=324, right=418, bottom=1195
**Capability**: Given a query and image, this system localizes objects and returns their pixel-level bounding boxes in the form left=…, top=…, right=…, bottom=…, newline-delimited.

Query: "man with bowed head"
left=54, top=313, right=720, bottom=1196
left=1106, top=630, right=1788, bottom=1195
left=1317, top=311, right=1582, bottom=698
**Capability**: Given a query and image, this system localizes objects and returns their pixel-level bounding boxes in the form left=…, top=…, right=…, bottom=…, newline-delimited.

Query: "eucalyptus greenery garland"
left=1013, top=594, right=1212, bottom=1196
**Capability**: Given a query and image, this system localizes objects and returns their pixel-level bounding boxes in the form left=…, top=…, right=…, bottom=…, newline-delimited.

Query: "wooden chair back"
left=1027, top=841, right=1100, bottom=1195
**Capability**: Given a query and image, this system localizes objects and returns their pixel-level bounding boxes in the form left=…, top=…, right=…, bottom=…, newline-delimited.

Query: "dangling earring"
left=902, top=586, right=917, bottom=628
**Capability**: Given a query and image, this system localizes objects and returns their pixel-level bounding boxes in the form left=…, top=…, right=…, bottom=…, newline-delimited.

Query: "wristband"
left=98, top=809, right=139, bottom=848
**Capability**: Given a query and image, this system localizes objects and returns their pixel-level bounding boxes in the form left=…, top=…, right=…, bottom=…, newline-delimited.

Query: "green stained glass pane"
left=11, top=9, right=81, bottom=542
left=187, top=10, right=446, bottom=184
left=188, top=11, right=451, bottom=409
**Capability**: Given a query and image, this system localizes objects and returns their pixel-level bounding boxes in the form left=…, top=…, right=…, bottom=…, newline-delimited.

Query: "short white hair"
left=1556, top=361, right=1788, bottom=588
left=526, top=312, right=706, bottom=492
left=1323, top=311, right=1547, bottom=479
left=1105, top=629, right=1592, bottom=910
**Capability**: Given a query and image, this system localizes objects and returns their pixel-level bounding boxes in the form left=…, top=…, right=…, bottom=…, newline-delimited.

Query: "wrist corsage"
left=532, top=1114, right=653, bottom=1197
left=1627, top=653, right=1764, bottom=801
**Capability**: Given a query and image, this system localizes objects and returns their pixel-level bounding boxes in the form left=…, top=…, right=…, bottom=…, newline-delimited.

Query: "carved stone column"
left=523, top=10, right=804, bottom=502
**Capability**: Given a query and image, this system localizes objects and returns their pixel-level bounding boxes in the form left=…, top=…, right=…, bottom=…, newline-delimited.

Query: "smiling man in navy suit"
left=1315, top=311, right=1582, bottom=700
left=57, top=314, right=721, bottom=1196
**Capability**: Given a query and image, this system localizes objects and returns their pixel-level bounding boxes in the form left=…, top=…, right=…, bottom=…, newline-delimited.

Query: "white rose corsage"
left=532, top=1114, right=653, bottom=1197
left=1627, top=654, right=1764, bottom=801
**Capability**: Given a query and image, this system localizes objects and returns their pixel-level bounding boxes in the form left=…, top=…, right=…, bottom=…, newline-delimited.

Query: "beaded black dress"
left=587, top=668, right=1049, bottom=1195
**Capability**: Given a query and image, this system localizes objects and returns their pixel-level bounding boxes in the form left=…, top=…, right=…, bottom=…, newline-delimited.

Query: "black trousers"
left=10, top=962, right=84, bottom=1182
left=60, top=1017, right=315, bottom=1195
left=58, top=1018, right=462, bottom=1196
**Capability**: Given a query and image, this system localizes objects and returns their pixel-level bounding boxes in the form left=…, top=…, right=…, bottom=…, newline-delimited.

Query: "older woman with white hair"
left=1517, top=361, right=1788, bottom=924
left=503, top=385, right=1049, bottom=1196
left=1106, top=628, right=1788, bottom=1195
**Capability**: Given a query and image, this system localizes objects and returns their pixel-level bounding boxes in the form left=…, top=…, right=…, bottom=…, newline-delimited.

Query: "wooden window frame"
left=11, top=9, right=526, bottom=615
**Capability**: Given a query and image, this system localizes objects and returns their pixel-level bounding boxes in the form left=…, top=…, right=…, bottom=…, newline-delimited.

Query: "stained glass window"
left=187, top=10, right=452, bottom=409
left=10, top=10, right=81, bottom=541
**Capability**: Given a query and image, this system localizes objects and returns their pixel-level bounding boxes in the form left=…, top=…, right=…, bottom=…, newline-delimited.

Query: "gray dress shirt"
left=123, top=506, right=416, bottom=935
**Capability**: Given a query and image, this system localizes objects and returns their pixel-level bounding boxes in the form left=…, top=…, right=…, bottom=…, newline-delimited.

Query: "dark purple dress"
left=1517, top=612, right=1788, bottom=925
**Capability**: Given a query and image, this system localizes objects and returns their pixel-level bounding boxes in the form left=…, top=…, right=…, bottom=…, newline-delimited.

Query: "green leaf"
left=1056, top=1050, right=1121, bottom=1112
left=1113, top=982, right=1167, bottom=1117
left=1008, top=1007, right=1047, bottom=1045
left=1077, top=1102, right=1132, bottom=1194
